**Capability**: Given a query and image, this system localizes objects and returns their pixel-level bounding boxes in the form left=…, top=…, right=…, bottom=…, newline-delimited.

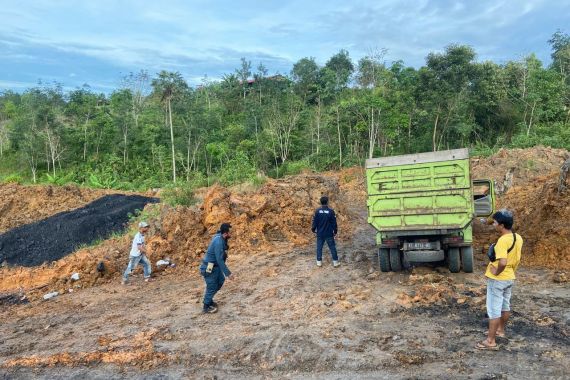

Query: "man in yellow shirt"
left=477, top=209, right=523, bottom=350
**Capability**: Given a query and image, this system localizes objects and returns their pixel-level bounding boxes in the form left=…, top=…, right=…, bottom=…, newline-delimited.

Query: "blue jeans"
left=123, top=255, right=152, bottom=280
left=486, top=278, right=514, bottom=319
left=316, top=236, right=338, bottom=261
left=202, top=266, right=225, bottom=308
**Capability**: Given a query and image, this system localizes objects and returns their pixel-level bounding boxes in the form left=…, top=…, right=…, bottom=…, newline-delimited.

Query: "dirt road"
left=1, top=212, right=568, bottom=379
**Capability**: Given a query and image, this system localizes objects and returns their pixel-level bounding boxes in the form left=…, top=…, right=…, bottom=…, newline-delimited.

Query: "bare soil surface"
left=1, top=147, right=569, bottom=378
left=1, top=218, right=568, bottom=379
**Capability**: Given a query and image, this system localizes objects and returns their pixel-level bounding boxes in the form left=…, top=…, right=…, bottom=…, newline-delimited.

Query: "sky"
left=0, top=0, right=568, bottom=93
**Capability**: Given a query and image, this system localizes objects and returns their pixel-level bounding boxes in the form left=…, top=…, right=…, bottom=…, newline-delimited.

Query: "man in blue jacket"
left=311, top=196, right=339, bottom=268
left=200, top=223, right=234, bottom=314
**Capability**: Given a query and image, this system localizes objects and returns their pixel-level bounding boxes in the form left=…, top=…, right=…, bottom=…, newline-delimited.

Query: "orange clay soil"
left=0, top=173, right=360, bottom=297
left=1, top=147, right=569, bottom=299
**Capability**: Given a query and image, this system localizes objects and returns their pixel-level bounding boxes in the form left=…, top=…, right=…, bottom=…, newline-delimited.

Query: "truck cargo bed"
left=366, top=149, right=473, bottom=232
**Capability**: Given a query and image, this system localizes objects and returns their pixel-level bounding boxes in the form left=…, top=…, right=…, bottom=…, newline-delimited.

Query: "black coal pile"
left=0, top=194, right=158, bottom=267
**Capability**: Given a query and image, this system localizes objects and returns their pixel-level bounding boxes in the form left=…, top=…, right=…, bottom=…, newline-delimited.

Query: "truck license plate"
left=409, top=242, right=431, bottom=249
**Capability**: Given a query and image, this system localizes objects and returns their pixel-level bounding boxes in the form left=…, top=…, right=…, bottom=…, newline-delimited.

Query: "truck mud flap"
left=404, top=250, right=444, bottom=263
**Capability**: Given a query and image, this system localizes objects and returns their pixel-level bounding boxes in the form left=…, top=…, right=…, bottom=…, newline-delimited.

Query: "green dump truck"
left=366, top=148, right=495, bottom=273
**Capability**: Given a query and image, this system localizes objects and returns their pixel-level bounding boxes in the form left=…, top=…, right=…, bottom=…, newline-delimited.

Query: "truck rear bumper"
left=404, top=250, right=444, bottom=262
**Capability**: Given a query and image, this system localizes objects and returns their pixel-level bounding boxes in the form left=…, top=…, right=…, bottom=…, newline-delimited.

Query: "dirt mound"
left=497, top=173, right=570, bottom=269
left=472, top=146, right=569, bottom=194
left=0, top=234, right=132, bottom=297
left=0, top=184, right=138, bottom=234
left=471, top=147, right=570, bottom=270
left=0, top=173, right=356, bottom=296
left=328, top=166, right=367, bottom=206
left=145, top=174, right=356, bottom=271
left=472, top=175, right=570, bottom=270
left=0, top=194, right=158, bottom=267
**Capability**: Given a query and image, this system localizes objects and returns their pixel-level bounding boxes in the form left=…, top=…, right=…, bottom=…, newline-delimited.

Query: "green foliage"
left=160, top=172, right=207, bottom=206
left=87, top=172, right=117, bottom=189
left=282, top=159, right=313, bottom=176
left=1, top=35, right=569, bottom=192
left=218, top=151, right=257, bottom=186
left=470, top=143, right=496, bottom=157
left=161, top=182, right=197, bottom=207
left=510, top=133, right=541, bottom=149
left=45, top=172, right=77, bottom=186
left=2, top=173, right=23, bottom=184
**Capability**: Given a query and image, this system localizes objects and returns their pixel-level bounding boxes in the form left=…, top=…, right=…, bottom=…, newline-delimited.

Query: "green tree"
left=152, top=71, right=189, bottom=183
left=417, top=44, right=476, bottom=151
left=66, top=86, right=101, bottom=161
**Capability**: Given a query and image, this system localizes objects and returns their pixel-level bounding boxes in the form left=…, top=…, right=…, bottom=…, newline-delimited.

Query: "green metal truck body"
left=366, top=148, right=494, bottom=273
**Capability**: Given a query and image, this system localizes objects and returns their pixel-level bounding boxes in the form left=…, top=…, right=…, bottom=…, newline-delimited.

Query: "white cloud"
left=0, top=0, right=568, bottom=92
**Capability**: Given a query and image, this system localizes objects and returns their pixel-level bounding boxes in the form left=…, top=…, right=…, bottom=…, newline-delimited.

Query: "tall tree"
left=67, top=86, right=100, bottom=161
left=322, top=50, right=354, bottom=166
left=0, top=98, right=17, bottom=156
left=265, top=91, right=302, bottom=164
left=236, top=57, right=252, bottom=101
left=121, top=70, right=151, bottom=133
left=417, top=44, right=476, bottom=151
left=548, top=30, right=570, bottom=125
left=152, top=71, right=189, bottom=183
left=110, top=89, right=132, bottom=164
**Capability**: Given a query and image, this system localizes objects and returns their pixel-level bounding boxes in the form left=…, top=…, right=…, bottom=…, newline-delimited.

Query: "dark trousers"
left=202, top=266, right=225, bottom=308
left=316, top=236, right=338, bottom=261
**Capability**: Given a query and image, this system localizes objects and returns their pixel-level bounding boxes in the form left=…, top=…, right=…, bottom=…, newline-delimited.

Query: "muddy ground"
left=1, top=147, right=569, bottom=379
left=1, top=214, right=569, bottom=379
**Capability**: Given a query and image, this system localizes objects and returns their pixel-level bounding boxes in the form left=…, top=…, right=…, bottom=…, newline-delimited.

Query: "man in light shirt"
left=477, top=209, right=523, bottom=350
left=122, top=221, right=153, bottom=284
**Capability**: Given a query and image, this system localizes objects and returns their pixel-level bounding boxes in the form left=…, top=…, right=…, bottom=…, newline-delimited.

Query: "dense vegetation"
left=1, top=31, right=569, bottom=192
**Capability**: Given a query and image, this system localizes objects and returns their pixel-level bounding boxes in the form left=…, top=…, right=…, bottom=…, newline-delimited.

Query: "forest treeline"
left=0, top=31, right=568, bottom=193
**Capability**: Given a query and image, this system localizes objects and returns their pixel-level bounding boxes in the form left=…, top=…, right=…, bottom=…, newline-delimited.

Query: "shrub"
left=218, top=152, right=257, bottom=186
left=282, top=160, right=312, bottom=176
left=2, top=173, right=23, bottom=184
left=161, top=182, right=197, bottom=207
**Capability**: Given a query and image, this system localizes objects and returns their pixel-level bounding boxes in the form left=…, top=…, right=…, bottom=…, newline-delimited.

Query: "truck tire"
left=378, top=248, right=390, bottom=272
left=461, top=246, right=474, bottom=273
left=389, top=248, right=402, bottom=272
left=448, top=247, right=460, bottom=273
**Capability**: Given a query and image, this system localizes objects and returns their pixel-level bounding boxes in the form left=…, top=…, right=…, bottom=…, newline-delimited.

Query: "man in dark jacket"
left=199, top=223, right=234, bottom=313
left=311, top=196, right=339, bottom=267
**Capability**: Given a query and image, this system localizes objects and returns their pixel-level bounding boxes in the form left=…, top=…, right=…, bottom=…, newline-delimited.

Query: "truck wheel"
left=389, top=248, right=402, bottom=272
left=448, top=248, right=460, bottom=273
left=378, top=248, right=390, bottom=272
left=461, top=246, right=474, bottom=273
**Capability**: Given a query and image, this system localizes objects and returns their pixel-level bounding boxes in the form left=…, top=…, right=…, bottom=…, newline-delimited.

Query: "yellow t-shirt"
left=485, top=232, right=523, bottom=280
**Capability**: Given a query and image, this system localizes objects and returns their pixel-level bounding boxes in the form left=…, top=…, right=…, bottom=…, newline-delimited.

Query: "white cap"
left=139, top=221, right=149, bottom=228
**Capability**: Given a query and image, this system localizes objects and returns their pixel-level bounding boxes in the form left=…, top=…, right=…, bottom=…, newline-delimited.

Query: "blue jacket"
left=311, top=206, right=338, bottom=238
left=200, top=233, right=231, bottom=277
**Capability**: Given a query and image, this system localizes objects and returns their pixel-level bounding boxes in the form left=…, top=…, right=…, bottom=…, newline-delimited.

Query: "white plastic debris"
left=156, top=259, right=170, bottom=266
left=71, top=273, right=80, bottom=281
left=43, top=291, right=59, bottom=300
